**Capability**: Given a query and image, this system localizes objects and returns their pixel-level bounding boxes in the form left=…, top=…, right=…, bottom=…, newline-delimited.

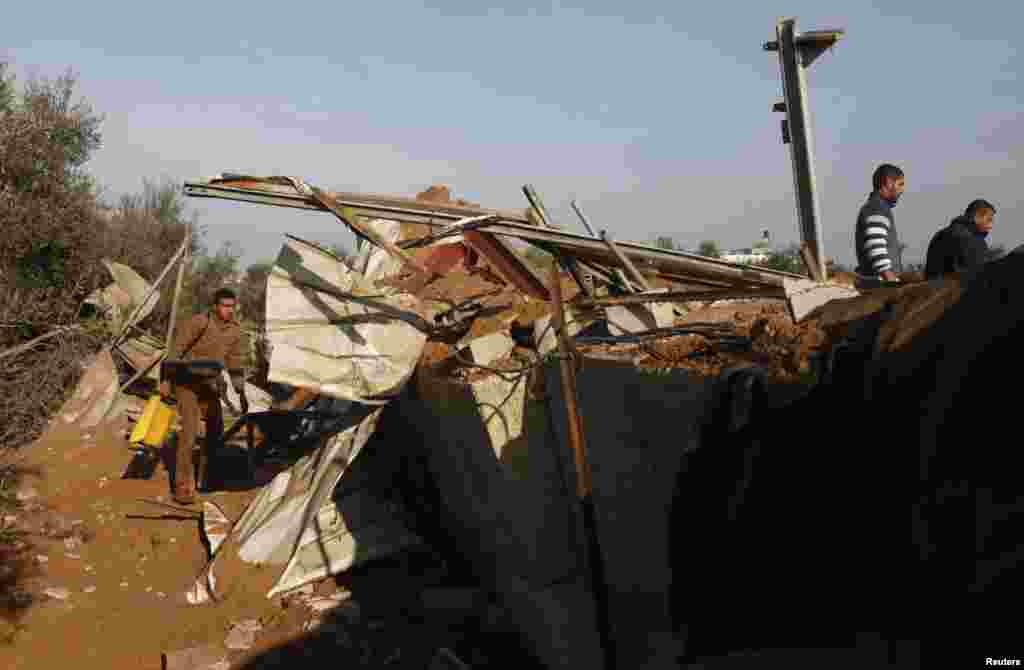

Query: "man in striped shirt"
left=855, top=164, right=905, bottom=283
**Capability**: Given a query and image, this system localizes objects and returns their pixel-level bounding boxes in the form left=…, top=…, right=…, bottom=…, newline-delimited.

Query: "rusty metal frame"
left=183, top=176, right=806, bottom=292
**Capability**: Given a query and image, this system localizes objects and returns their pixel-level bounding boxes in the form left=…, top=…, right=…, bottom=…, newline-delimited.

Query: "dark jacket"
left=855, top=192, right=900, bottom=276
left=924, top=216, right=989, bottom=279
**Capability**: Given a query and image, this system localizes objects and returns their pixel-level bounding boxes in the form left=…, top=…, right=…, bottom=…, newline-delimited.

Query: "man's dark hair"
left=213, top=287, right=237, bottom=304
left=965, top=199, right=996, bottom=217
left=872, top=163, right=904, bottom=191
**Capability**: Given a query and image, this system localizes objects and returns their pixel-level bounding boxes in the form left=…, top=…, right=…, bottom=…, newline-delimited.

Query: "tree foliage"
left=0, top=66, right=204, bottom=449
left=697, top=240, right=721, bottom=259
left=0, top=65, right=106, bottom=321
left=189, top=241, right=242, bottom=313
left=100, top=177, right=203, bottom=335
left=758, top=244, right=805, bottom=274
left=0, top=65, right=108, bottom=450
left=239, top=262, right=272, bottom=326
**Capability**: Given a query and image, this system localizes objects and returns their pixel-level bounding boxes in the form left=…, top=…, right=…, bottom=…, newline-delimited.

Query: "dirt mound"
left=646, top=334, right=717, bottom=362
left=740, top=308, right=828, bottom=376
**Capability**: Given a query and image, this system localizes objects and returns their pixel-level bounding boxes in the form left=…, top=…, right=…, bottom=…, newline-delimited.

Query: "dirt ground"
left=0, top=402, right=289, bottom=669
left=0, top=395, right=532, bottom=670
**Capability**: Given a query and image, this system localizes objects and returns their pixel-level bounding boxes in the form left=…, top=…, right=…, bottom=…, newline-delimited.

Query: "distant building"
left=720, top=248, right=769, bottom=264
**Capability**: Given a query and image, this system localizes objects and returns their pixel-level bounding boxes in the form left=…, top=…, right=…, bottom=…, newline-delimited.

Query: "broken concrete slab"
left=534, top=307, right=588, bottom=355
left=783, top=277, right=859, bottom=323
left=604, top=288, right=676, bottom=335
left=466, top=331, right=516, bottom=367
left=606, top=304, right=657, bottom=335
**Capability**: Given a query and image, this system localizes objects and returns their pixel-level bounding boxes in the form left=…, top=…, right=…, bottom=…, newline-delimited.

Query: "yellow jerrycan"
left=129, top=395, right=177, bottom=448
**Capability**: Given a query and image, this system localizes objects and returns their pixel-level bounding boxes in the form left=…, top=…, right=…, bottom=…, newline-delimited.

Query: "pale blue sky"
left=4, top=1, right=1021, bottom=267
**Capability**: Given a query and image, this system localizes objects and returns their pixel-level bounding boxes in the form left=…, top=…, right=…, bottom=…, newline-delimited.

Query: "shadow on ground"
left=0, top=463, right=42, bottom=641
left=234, top=550, right=545, bottom=670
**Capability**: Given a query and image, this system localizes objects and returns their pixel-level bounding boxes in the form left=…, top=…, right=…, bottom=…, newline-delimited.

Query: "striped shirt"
left=855, top=193, right=900, bottom=276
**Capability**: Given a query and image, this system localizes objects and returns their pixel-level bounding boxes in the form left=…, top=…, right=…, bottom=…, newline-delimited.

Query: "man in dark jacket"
left=160, top=287, right=247, bottom=504
left=924, top=199, right=996, bottom=279
left=855, top=164, right=905, bottom=285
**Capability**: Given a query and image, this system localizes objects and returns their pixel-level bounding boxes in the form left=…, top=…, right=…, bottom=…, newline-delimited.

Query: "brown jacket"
left=172, top=312, right=244, bottom=384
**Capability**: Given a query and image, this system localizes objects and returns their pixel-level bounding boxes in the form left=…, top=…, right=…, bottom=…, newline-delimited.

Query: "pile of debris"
left=133, top=176, right=866, bottom=665
left=47, top=175, right=979, bottom=667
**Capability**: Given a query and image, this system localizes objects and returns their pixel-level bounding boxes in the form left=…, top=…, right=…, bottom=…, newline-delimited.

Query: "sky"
left=3, top=1, right=1021, bottom=269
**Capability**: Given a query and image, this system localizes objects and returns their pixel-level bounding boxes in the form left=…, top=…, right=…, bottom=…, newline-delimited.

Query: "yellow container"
left=130, top=395, right=177, bottom=448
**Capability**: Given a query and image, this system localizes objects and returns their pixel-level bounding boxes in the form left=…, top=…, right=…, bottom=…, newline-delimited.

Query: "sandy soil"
left=0, top=395, right=524, bottom=670
left=0, top=401, right=294, bottom=670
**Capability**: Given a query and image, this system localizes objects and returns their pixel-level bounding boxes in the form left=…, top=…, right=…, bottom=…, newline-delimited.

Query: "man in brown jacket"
left=160, top=287, right=247, bottom=504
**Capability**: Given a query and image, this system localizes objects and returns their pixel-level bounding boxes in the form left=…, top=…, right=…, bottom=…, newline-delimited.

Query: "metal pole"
left=571, top=201, right=636, bottom=293
left=112, top=235, right=191, bottom=348
left=600, top=231, right=651, bottom=291
left=569, top=199, right=598, bottom=237
left=768, top=17, right=829, bottom=281
left=164, top=227, right=191, bottom=358
left=523, top=185, right=594, bottom=297
left=551, top=259, right=593, bottom=499
left=572, top=288, right=786, bottom=309
left=102, top=231, right=190, bottom=421
left=549, top=259, right=615, bottom=669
